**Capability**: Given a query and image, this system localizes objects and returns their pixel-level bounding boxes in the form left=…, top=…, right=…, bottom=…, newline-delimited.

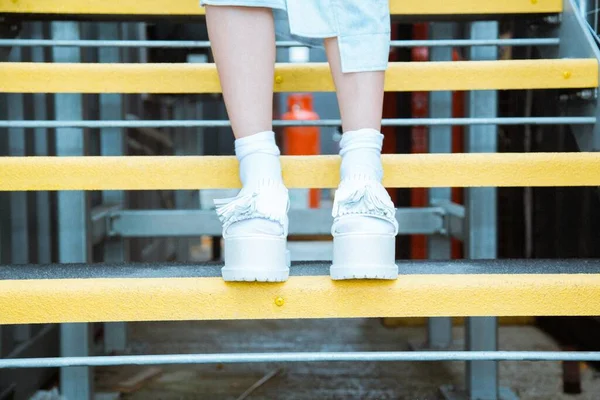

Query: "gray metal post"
left=465, top=22, right=500, bottom=400
left=52, top=21, right=93, bottom=400
left=99, top=22, right=129, bottom=354
left=427, top=22, right=455, bottom=350
left=578, top=0, right=588, bottom=19
left=7, top=39, right=31, bottom=344
left=0, top=51, right=9, bottom=362
left=440, top=21, right=517, bottom=400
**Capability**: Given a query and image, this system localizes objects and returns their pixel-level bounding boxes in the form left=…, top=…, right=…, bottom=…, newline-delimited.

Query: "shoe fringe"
left=332, top=178, right=398, bottom=230
left=214, top=179, right=289, bottom=233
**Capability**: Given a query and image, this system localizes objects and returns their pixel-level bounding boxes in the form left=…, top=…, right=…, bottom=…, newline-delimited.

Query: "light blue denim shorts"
left=200, top=0, right=391, bottom=73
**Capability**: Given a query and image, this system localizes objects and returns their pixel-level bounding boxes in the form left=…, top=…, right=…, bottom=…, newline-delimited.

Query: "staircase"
left=1, top=0, right=600, bottom=399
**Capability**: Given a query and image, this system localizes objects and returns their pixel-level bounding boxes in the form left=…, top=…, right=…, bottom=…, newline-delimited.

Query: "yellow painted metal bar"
left=0, top=0, right=562, bottom=16
left=1, top=59, right=596, bottom=94
left=0, top=153, right=599, bottom=191
left=391, top=0, right=562, bottom=14
left=0, top=274, right=597, bottom=324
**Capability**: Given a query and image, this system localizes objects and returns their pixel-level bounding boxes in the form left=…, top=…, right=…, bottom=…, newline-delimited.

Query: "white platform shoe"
left=330, top=177, right=399, bottom=280
left=215, top=179, right=290, bottom=282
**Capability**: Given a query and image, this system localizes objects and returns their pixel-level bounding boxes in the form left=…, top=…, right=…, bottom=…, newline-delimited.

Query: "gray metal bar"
left=390, top=38, right=559, bottom=47
left=0, top=38, right=560, bottom=48
left=437, top=201, right=465, bottom=241
left=52, top=21, right=93, bottom=400
left=0, top=116, right=594, bottom=129
left=465, top=21, right=501, bottom=400
left=0, top=351, right=599, bottom=369
left=99, top=22, right=129, bottom=355
left=91, top=204, right=120, bottom=245
left=578, top=0, right=588, bottom=19
left=7, top=41, right=32, bottom=344
left=0, top=65, right=8, bottom=363
left=109, top=208, right=445, bottom=237
left=427, top=22, right=455, bottom=351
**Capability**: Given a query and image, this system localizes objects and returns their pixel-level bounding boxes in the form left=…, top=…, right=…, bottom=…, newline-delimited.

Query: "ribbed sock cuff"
left=235, top=130, right=280, bottom=161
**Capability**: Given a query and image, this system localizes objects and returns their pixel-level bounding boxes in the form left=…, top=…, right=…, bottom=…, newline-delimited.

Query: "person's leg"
left=324, top=37, right=384, bottom=133
left=206, top=5, right=289, bottom=282
left=325, top=37, right=398, bottom=280
left=324, top=37, right=389, bottom=195
left=206, top=5, right=275, bottom=139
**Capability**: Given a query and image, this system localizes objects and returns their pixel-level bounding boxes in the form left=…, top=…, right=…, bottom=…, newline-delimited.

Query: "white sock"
left=336, top=128, right=395, bottom=235
left=228, top=131, right=285, bottom=237
left=235, top=130, right=283, bottom=187
left=340, top=128, right=384, bottom=182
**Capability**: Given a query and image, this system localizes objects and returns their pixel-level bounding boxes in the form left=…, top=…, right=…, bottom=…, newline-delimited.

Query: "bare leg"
left=324, top=37, right=385, bottom=132
left=206, top=6, right=276, bottom=138
left=324, top=36, right=388, bottom=184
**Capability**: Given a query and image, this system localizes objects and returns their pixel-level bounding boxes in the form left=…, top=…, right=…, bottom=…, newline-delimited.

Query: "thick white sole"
left=221, top=236, right=290, bottom=282
left=330, top=234, right=398, bottom=280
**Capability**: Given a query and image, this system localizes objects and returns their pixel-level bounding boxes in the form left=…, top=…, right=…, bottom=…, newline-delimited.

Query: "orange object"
left=282, top=94, right=320, bottom=208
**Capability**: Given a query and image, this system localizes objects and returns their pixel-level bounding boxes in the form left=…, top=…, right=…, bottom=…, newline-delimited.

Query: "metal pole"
left=0, top=76, right=8, bottom=361
left=0, top=351, right=597, bottom=369
left=464, top=21, right=505, bottom=400
left=0, top=116, right=594, bottom=129
left=7, top=34, right=32, bottom=345
left=578, top=0, right=588, bottom=19
left=52, top=21, right=93, bottom=400
left=99, top=22, right=129, bottom=355
left=0, top=38, right=561, bottom=48
left=427, top=22, right=455, bottom=350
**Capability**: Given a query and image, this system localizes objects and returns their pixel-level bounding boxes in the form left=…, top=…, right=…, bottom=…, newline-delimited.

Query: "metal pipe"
left=393, top=38, right=559, bottom=47
left=579, top=0, right=589, bottom=20
left=0, top=117, right=593, bottom=129
left=0, top=38, right=560, bottom=48
left=1, top=351, right=599, bottom=369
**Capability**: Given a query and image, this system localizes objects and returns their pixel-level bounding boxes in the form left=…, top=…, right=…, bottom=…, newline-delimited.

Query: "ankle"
left=235, top=130, right=283, bottom=188
left=339, top=129, right=384, bottom=182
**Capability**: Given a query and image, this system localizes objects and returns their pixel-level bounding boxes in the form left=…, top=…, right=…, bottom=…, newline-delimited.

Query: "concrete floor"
left=95, top=320, right=600, bottom=399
